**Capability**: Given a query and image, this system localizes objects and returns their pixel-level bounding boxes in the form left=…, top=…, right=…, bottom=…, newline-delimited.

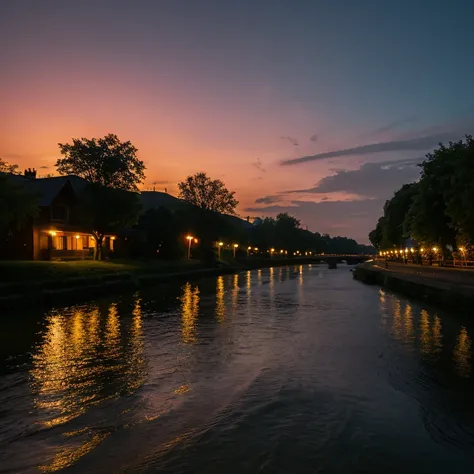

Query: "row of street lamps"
left=379, top=247, right=439, bottom=257
left=185, top=235, right=316, bottom=260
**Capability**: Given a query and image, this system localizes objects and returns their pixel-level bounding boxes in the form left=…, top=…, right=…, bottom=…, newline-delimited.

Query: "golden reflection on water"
left=180, top=282, right=200, bottom=343
left=453, top=326, right=472, bottom=378
left=216, top=276, right=225, bottom=322
left=419, top=310, right=443, bottom=360
left=31, top=296, right=147, bottom=471
left=299, top=265, right=303, bottom=286
left=232, top=273, right=239, bottom=310
left=39, top=431, right=110, bottom=472
left=403, top=302, right=414, bottom=345
left=257, top=269, right=262, bottom=285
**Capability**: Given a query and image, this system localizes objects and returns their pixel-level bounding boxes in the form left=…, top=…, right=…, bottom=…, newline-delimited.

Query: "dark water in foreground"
left=1, top=265, right=474, bottom=473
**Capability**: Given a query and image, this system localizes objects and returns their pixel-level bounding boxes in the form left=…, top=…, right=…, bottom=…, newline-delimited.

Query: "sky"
left=2, top=0, right=474, bottom=243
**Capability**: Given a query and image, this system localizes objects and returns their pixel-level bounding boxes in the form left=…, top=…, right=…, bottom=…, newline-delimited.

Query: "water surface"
left=1, top=265, right=473, bottom=473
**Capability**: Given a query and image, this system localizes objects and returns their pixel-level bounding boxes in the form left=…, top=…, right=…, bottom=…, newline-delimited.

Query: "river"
left=1, top=265, right=473, bottom=473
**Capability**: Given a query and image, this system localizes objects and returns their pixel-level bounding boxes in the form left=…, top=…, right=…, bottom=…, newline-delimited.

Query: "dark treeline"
left=1, top=133, right=374, bottom=261
left=130, top=209, right=374, bottom=261
left=369, top=135, right=474, bottom=258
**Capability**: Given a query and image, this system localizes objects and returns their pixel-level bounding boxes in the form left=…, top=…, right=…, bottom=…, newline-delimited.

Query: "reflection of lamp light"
left=194, top=238, right=198, bottom=243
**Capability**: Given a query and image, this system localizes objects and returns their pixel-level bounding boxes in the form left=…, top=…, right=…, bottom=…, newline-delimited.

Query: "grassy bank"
left=0, top=257, right=333, bottom=310
left=0, top=259, right=203, bottom=282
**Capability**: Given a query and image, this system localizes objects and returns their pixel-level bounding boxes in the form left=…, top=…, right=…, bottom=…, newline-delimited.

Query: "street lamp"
left=233, top=243, right=239, bottom=258
left=270, top=248, right=275, bottom=258
left=247, top=246, right=252, bottom=257
left=186, top=235, right=195, bottom=259
left=218, top=241, right=224, bottom=259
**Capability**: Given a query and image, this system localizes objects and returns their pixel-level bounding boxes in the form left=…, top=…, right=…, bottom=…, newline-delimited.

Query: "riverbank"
left=354, top=261, right=474, bottom=312
left=0, top=257, right=324, bottom=310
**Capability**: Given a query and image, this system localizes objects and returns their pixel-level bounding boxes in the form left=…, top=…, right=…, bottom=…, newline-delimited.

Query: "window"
left=55, top=236, right=67, bottom=250
left=51, top=205, right=68, bottom=221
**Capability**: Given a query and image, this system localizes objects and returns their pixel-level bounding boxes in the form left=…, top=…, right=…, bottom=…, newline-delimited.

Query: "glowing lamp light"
left=459, top=246, right=465, bottom=252
left=49, top=231, right=57, bottom=236
left=75, top=235, right=80, bottom=239
left=194, top=238, right=198, bottom=243
left=186, top=235, right=193, bottom=241
left=111, top=236, right=116, bottom=240
left=248, top=246, right=252, bottom=250
left=410, top=248, right=414, bottom=253
left=420, top=247, right=424, bottom=252
left=432, top=247, right=438, bottom=253
left=254, top=247, right=258, bottom=251
left=218, top=241, right=224, bottom=247
left=233, top=243, right=239, bottom=248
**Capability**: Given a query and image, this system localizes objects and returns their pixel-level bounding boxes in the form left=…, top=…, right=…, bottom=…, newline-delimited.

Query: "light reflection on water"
left=1, top=267, right=474, bottom=473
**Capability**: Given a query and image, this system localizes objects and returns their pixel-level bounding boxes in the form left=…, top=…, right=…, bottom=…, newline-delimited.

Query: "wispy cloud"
left=368, top=116, right=418, bottom=136
left=252, top=157, right=266, bottom=172
left=255, top=195, right=279, bottom=204
left=280, top=136, right=299, bottom=146
left=285, top=157, right=421, bottom=199
left=281, top=132, right=455, bottom=166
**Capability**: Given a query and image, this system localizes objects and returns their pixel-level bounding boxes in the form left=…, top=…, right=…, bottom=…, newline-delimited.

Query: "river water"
left=1, top=265, right=474, bottom=473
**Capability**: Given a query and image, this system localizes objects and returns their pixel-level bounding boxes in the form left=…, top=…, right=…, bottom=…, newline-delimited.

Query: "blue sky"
left=2, top=0, right=474, bottom=242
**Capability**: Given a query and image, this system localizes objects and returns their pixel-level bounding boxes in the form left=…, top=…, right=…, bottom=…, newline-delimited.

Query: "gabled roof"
left=139, top=191, right=188, bottom=211
left=8, top=175, right=87, bottom=206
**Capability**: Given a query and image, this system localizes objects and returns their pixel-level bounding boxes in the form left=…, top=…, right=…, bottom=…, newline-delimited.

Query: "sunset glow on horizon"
left=2, top=0, right=474, bottom=243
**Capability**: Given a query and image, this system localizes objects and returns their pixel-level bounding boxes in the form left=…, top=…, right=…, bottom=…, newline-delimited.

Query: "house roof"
left=9, top=174, right=88, bottom=206
left=139, top=191, right=187, bottom=211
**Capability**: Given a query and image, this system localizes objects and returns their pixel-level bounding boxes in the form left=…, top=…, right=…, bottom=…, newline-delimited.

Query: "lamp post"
left=247, top=246, right=252, bottom=257
left=218, top=241, right=224, bottom=260
left=270, top=248, right=275, bottom=258
left=186, top=235, right=194, bottom=259
left=233, top=243, right=239, bottom=258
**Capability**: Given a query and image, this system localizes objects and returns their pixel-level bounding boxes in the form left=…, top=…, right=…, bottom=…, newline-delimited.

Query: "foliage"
left=425, top=136, right=474, bottom=244
left=369, top=136, right=474, bottom=253
left=0, top=158, right=19, bottom=175
left=137, top=207, right=185, bottom=259
left=251, top=213, right=373, bottom=254
left=0, top=168, right=39, bottom=234
left=178, top=172, right=238, bottom=215
left=56, top=133, right=145, bottom=192
left=79, top=184, right=141, bottom=259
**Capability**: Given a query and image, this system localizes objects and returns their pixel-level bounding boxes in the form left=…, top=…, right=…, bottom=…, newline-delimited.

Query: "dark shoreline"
left=1, top=258, right=329, bottom=311
left=353, top=262, right=474, bottom=313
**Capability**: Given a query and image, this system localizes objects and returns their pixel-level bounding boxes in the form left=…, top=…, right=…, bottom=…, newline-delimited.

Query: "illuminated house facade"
left=3, top=175, right=115, bottom=260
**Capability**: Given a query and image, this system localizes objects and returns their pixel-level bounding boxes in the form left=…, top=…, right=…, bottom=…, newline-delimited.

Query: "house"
left=2, top=174, right=116, bottom=260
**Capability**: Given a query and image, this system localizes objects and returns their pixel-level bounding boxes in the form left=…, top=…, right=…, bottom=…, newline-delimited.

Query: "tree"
left=369, top=216, right=386, bottom=249
left=0, top=168, right=38, bottom=234
left=178, top=172, right=238, bottom=215
left=0, top=158, right=19, bottom=175
left=274, top=213, right=301, bottom=251
left=80, top=184, right=141, bottom=260
left=424, top=136, right=474, bottom=245
left=56, top=134, right=145, bottom=191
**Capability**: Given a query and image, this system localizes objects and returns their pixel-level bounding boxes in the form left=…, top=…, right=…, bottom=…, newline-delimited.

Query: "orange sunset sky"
left=2, top=1, right=474, bottom=243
